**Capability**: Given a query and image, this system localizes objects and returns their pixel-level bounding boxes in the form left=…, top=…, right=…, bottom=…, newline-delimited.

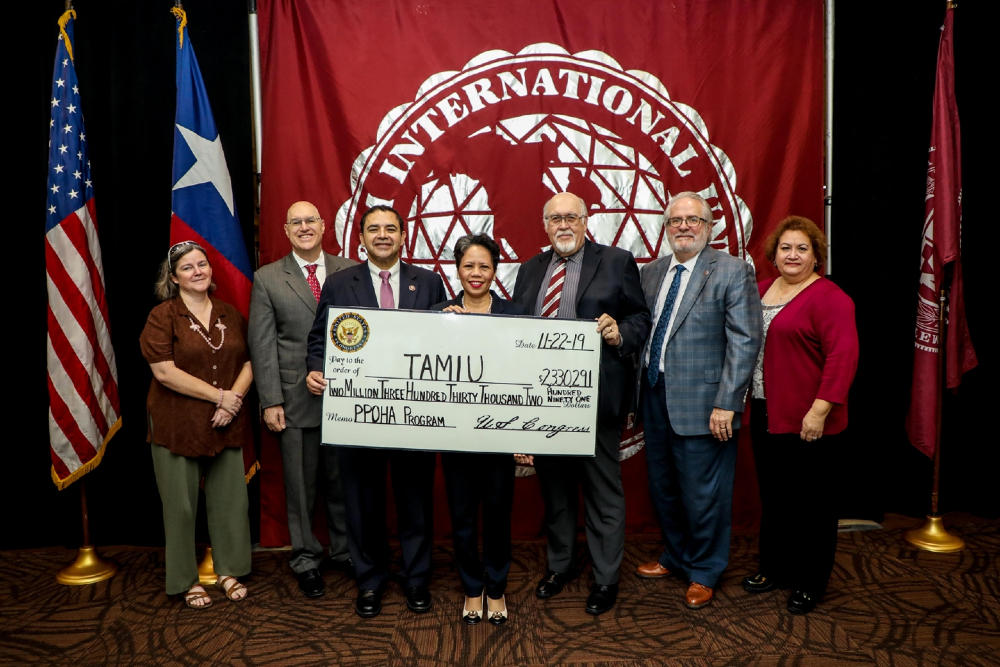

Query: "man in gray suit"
left=249, top=201, right=356, bottom=598
left=634, top=191, right=762, bottom=610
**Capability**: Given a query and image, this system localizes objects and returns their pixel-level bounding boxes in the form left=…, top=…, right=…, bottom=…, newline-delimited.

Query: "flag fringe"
left=244, top=459, right=260, bottom=484
left=170, top=7, right=187, bottom=49
left=57, top=9, right=77, bottom=62
left=51, top=416, right=122, bottom=490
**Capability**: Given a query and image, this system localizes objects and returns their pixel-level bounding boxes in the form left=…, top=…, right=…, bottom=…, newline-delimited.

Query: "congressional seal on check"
left=321, top=307, right=601, bottom=456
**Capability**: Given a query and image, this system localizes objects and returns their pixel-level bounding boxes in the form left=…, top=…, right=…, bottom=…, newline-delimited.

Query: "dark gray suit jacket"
left=249, top=252, right=356, bottom=428
left=512, top=240, right=651, bottom=423
left=306, top=260, right=448, bottom=373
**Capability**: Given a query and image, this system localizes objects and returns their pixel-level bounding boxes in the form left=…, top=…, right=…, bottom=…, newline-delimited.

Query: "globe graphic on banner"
left=335, top=43, right=755, bottom=460
left=400, top=113, right=678, bottom=299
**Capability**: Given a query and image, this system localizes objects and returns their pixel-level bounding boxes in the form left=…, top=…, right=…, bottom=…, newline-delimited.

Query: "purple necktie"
left=379, top=270, right=395, bottom=309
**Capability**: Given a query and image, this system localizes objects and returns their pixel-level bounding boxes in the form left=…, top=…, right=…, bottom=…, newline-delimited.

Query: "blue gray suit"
left=638, top=247, right=762, bottom=588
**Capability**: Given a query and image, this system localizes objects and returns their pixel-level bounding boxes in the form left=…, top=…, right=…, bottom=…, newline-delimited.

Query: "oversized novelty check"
left=321, top=307, right=601, bottom=455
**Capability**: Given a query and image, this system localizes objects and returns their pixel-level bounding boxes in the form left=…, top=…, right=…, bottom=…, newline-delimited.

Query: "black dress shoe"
left=742, top=573, right=778, bottom=594
left=355, top=587, right=384, bottom=617
left=295, top=568, right=325, bottom=598
left=535, top=570, right=570, bottom=598
left=585, top=583, right=619, bottom=615
left=787, top=590, right=817, bottom=614
left=405, top=585, right=432, bottom=613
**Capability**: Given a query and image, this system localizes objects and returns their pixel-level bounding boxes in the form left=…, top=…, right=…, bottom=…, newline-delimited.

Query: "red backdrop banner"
left=256, top=0, right=823, bottom=546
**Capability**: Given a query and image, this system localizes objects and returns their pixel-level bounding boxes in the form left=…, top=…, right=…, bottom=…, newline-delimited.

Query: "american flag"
left=46, top=10, right=121, bottom=489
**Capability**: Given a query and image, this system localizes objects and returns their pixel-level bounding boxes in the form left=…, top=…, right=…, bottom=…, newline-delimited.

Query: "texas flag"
left=170, top=9, right=252, bottom=317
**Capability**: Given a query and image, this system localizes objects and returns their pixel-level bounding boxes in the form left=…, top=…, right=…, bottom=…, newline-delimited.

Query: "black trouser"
left=750, top=399, right=840, bottom=599
left=336, top=447, right=436, bottom=591
left=441, top=452, right=515, bottom=599
left=533, top=416, right=626, bottom=585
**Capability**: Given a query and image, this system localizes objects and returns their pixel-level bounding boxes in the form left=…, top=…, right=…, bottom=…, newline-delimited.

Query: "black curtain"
left=8, top=0, right=255, bottom=550
left=5, top=0, right=993, bottom=551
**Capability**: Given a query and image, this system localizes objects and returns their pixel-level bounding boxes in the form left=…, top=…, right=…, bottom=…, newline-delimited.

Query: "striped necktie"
left=541, top=257, right=568, bottom=318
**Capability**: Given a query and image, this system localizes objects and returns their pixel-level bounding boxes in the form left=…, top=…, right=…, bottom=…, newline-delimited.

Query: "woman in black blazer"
left=432, top=233, right=525, bottom=626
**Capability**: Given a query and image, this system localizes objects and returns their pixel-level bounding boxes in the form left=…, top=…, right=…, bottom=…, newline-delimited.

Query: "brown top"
left=139, top=296, right=250, bottom=458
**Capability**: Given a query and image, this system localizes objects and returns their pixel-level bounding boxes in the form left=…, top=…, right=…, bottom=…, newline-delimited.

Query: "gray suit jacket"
left=637, top=248, right=762, bottom=436
left=249, top=252, right=356, bottom=428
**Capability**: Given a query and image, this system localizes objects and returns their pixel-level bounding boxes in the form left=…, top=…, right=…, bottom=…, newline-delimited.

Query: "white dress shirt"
left=644, top=249, right=703, bottom=373
left=292, top=251, right=326, bottom=287
left=368, top=259, right=400, bottom=308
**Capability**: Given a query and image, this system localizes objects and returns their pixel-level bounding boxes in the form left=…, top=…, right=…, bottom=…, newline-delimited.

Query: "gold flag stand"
left=198, top=546, right=218, bottom=585
left=904, top=288, right=965, bottom=553
left=57, top=480, right=118, bottom=585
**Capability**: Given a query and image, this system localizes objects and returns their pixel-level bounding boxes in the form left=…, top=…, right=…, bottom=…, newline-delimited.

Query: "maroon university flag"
left=255, top=0, right=823, bottom=542
left=905, top=6, right=977, bottom=458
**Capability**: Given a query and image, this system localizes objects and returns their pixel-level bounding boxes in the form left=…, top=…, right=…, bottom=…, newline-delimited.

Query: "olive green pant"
left=150, top=443, right=251, bottom=595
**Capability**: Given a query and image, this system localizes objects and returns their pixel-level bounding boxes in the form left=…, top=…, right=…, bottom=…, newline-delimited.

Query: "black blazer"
left=512, top=239, right=651, bottom=421
left=307, top=260, right=447, bottom=373
left=430, top=289, right=527, bottom=316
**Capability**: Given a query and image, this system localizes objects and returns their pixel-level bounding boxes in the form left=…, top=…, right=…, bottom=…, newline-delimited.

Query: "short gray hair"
left=154, top=242, right=216, bottom=301
left=665, top=192, right=713, bottom=223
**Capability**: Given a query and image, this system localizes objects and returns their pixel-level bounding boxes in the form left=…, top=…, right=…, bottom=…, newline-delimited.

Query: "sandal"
left=184, top=585, right=213, bottom=609
left=216, top=576, right=248, bottom=602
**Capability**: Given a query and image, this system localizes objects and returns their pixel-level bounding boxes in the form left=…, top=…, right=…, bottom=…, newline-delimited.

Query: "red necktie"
left=306, top=264, right=321, bottom=301
left=379, top=270, right=395, bottom=309
left=541, top=258, right=567, bottom=318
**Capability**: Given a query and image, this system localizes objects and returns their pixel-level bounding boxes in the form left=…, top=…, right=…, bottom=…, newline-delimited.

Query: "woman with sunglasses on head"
left=431, top=233, right=526, bottom=626
left=139, top=241, right=254, bottom=609
left=743, top=217, right=858, bottom=614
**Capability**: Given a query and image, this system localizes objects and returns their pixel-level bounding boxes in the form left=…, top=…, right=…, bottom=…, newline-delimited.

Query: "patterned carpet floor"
left=1, top=514, right=997, bottom=666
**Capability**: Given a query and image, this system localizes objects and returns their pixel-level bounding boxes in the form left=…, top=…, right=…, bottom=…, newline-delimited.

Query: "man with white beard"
left=512, top=192, right=651, bottom=615
left=633, top=191, right=762, bottom=610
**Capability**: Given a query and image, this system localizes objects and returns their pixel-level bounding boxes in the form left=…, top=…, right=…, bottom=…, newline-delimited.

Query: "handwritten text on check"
left=322, top=307, right=602, bottom=455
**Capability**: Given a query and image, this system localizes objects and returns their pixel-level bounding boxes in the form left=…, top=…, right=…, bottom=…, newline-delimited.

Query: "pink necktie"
left=305, top=264, right=321, bottom=301
left=379, top=270, right=395, bottom=309
left=541, top=258, right=567, bottom=318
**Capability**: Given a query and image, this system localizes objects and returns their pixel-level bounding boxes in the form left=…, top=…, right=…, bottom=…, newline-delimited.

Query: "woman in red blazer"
left=742, top=216, right=859, bottom=614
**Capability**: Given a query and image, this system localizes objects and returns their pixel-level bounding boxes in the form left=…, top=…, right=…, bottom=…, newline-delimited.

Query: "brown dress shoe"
left=685, top=582, right=713, bottom=609
left=636, top=561, right=671, bottom=579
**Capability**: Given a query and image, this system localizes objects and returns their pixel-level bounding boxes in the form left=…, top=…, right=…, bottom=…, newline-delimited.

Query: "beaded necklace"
left=184, top=315, right=226, bottom=351
left=461, top=293, right=493, bottom=313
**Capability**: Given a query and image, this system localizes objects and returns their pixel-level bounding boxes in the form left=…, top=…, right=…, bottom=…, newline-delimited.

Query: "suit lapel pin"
left=704, top=270, right=709, bottom=276
left=409, top=285, right=416, bottom=291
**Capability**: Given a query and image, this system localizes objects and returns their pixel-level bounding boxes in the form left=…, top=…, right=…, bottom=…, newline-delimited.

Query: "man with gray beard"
left=633, top=191, right=762, bottom=610
left=512, top=192, right=651, bottom=615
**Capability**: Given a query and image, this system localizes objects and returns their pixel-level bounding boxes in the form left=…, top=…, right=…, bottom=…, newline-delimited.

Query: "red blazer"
left=757, top=277, right=859, bottom=435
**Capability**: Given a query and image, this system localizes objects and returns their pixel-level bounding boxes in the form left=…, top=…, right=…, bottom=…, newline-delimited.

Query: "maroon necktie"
left=541, top=257, right=567, bottom=318
left=305, top=264, right=321, bottom=301
left=379, top=270, right=395, bottom=309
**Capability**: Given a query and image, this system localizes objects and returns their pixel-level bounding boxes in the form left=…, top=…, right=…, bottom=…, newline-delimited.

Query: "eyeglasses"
left=287, top=217, right=322, bottom=229
left=666, top=216, right=708, bottom=228
left=545, top=214, right=586, bottom=226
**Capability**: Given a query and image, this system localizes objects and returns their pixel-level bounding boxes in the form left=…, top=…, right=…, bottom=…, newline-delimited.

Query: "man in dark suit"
left=306, top=205, right=447, bottom=618
left=634, top=191, right=762, bottom=610
left=249, top=201, right=356, bottom=598
left=512, top=192, right=651, bottom=615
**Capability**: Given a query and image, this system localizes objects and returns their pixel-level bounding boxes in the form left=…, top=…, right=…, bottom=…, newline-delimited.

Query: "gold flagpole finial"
left=170, top=4, right=188, bottom=50
left=57, top=9, right=77, bottom=62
